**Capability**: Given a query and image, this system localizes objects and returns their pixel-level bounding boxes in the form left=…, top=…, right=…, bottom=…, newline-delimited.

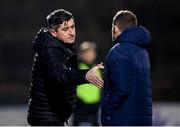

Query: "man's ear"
left=49, top=29, right=57, bottom=37
left=115, top=25, right=122, bottom=36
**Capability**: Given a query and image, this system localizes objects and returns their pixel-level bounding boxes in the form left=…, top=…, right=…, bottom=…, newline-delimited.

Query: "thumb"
left=98, top=62, right=104, bottom=69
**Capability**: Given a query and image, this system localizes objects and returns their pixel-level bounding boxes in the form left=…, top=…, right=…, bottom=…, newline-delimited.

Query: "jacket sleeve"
left=102, top=54, right=131, bottom=115
left=38, top=48, right=88, bottom=86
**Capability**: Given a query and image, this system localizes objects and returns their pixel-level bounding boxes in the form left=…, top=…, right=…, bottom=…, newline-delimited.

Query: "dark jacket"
left=101, top=26, right=152, bottom=126
left=27, top=28, right=88, bottom=125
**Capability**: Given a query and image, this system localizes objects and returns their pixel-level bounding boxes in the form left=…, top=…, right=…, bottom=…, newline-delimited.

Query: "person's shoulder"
left=107, top=43, right=128, bottom=61
left=33, top=27, right=54, bottom=52
left=108, top=43, right=119, bottom=54
left=109, top=43, right=127, bottom=55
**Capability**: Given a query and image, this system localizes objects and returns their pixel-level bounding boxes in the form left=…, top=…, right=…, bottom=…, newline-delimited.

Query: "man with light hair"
left=101, top=10, right=152, bottom=126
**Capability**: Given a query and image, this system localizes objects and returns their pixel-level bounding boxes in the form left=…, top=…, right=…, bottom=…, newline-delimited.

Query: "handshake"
left=85, top=63, right=104, bottom=89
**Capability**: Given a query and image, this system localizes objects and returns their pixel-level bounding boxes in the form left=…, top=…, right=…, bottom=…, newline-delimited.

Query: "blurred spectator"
left=73, top=41, right=102, bottom=126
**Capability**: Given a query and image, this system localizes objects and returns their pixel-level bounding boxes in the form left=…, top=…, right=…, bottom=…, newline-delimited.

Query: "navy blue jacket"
left=101, top=26, right=152, bottom=126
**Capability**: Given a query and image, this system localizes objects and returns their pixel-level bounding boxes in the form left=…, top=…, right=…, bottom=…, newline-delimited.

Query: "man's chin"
left=65, top=40, right=75, bottom=44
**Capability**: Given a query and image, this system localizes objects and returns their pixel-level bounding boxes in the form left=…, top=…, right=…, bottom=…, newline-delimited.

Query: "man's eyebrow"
left=62, top=24, right=75, bottom=28
left=63, top=26, right=69, bottom=28
left=61, top=26, right=70, bottom=29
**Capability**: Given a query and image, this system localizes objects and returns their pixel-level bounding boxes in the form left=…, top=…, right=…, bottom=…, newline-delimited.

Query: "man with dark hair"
left=101, top=10, right=152, bottom=126
left=27, top=9, right=103, bottom=126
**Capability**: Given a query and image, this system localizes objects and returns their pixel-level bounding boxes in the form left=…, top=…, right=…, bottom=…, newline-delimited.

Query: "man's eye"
left=63, top=28, right=68, bottom=31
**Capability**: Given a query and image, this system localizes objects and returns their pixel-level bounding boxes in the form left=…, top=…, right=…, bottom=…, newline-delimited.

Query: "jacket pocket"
left=101, top=110, right=112, bottom=126
left=101, top=94, right=113, bottom=124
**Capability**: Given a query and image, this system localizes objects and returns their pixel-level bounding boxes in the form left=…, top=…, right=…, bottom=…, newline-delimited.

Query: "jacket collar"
left=114, top=26, right=151, bottom=47
left=45, top=30, right=75, bottom=57
left=33, top=27, right=76, bottom=57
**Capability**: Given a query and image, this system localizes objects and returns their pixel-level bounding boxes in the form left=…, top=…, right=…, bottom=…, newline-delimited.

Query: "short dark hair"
left=113, top=10, right=137, bottom=30
left=46, top=9, right=74, bottom=31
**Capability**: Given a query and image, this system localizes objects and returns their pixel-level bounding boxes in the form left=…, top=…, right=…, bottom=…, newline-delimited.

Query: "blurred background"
left=0, top=0, right=180, bottom=125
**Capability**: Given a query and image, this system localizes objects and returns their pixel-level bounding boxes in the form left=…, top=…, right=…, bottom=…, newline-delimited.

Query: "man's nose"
left=69, top=28, right=74, bottom=35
